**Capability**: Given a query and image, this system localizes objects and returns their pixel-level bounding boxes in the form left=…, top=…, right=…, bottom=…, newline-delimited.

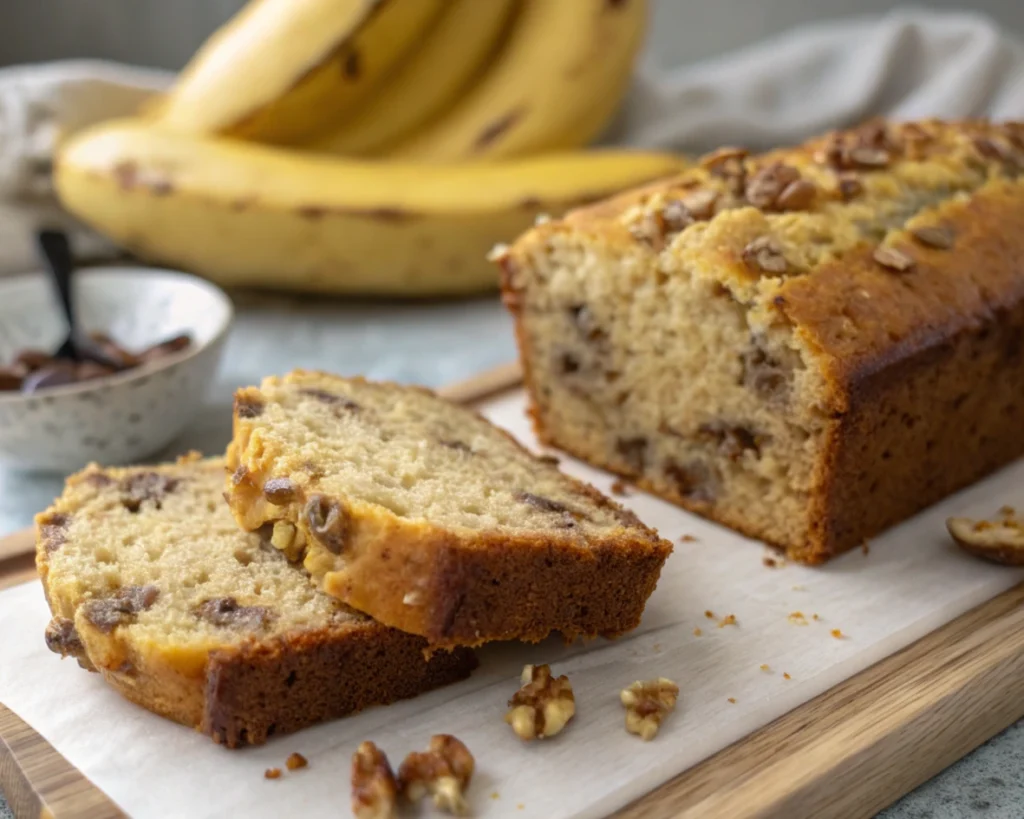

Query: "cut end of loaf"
left=502, top=119, right=1024, bottom=562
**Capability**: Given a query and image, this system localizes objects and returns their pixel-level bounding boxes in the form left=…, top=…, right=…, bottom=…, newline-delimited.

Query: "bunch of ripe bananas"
left=56, top=0, right=684, bottom=296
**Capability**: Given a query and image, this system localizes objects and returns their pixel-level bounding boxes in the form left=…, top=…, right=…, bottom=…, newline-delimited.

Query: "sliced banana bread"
left=225, top=371, right=671, bottom=648
left=35, top=454, right=476, bottom=747
left=499, top=119, right=1024, bottom=563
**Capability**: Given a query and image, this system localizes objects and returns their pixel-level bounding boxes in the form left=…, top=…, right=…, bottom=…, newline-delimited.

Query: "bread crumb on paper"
left=718, top=614, right=737, bottom=628
left=783, top=672, right=792, bottom=680
left=727, top=697, right=736, bottom=704
left=704, top=610, right=714, bottom=619
left=831, top=628, right=845, bottom=639
left=788, top=611, right=809, bottom=626
left=286, top=752, right=308, bottom=771
left=610, top=479, right=630, bottom=497
left=680, top=534, right=698, bottom=543
left=265, top=768, right=282, bottom=780
left=763, top=556, right=777, bottom=568
left=693, top=627, right=702, bottom=637
left=759, top=664, right=770, bottom=672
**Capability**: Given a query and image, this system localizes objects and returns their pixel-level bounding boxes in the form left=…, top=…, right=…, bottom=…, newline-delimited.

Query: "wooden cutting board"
left=2, top=362, right=1023, bottom=819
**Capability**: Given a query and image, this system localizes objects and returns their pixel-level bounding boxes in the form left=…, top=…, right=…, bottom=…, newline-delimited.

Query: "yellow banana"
left=56, top=120, right=683, bottom=296
left=387, top=0, right=648, bottom=161
left=311, top=0, right=519, bottom=157
left=158, top=0, right=443, bottom=144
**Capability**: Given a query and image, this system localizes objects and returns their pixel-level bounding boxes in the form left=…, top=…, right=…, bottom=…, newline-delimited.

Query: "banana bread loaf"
left=225, top=371, right=671, bottom=647
left=35, top=454, right=475, bottom=747
left=498, top=119, right=1024, bottom=563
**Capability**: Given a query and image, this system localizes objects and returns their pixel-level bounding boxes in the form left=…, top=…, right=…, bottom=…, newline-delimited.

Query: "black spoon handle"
left=37, top=230, right=78, bottom=359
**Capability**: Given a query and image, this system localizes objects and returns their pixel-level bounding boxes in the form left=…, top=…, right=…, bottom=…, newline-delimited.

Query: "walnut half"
left=621, top=678, right=680, bottom=741
left=398, top=734, right=475, bottom=816
left=351, top=741, right=398, bottom=819
left=505, top=664, right=576, bottom=741
left=948, top=508, right=1023, bottom=565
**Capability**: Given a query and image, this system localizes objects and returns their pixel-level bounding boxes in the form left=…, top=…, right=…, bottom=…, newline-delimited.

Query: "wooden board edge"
left=0, top=528, right=33, bottom=564
left=614, top=580, right=1024, bottom=819
left=0, top=704, right=126, bottom=819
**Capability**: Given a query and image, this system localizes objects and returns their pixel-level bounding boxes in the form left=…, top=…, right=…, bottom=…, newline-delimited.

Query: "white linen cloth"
left=0, top=8, right=1022, bottom=275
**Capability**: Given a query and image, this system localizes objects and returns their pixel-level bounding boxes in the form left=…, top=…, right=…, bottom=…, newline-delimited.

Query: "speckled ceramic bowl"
left=0, top=267, right=232, bottom=472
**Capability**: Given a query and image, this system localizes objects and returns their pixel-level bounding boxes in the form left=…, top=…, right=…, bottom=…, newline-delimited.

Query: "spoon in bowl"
left=25, top=230, right=126, bottom=391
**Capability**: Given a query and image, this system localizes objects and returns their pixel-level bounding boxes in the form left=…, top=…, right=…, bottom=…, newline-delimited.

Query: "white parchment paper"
left=1, top=389, right=1022, bottom=819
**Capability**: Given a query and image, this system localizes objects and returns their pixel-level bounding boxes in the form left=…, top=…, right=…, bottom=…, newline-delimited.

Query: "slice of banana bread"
left=499, top=119, right=1024, bottom=563
left=225, top=371, right=671, bottom=648
left=35, top=454, right=476, bottom=747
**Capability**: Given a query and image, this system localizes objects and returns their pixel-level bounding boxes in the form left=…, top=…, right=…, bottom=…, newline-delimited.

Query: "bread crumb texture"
left=226, top=371, right=671, bottom=647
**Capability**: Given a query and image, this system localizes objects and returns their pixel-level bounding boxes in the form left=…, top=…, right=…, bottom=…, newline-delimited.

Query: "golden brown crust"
left=35, top=457, right=476, bottom=747
left=226, top=371, right=671, bottom=648
left=502, top=119, right=1024, bottom=563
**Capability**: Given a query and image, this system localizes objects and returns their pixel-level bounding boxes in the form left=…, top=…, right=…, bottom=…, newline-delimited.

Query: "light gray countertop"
left=1, top=296, right=1020, bottom=819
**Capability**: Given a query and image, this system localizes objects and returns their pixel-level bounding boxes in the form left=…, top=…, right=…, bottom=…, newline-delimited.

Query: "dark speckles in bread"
left=225, top=371, right=671, bottom=648
left=34, top=454, right=476, bottom=747
left=500, top=119, right=1024, bottom=563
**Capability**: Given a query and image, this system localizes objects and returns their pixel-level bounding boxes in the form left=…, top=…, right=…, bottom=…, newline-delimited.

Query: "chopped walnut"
left=621, top=678, right=680, bottom=741
left=398, top=735, right=475, bottom=816
left=910, top=225, right=955, bottom=250
left=743, top=236, right=788, bottom=275
left=352, top=741, right=398, bottom=819
left=848, top=146, right=891, bottom=168
left=948, top=511, right=1024, bottom=566
left=505, top=664, right=576, bottom=740
left=776, top=178, right=817, bottom=211
left=678, top=188, right=719, bottom=220
left=700, top=146, right=749, bottom=170
left=873, top=246, right=915, bottom=272
left=817, top=121, right=898, bottom=171
left=745, top=163, right=801, bottom=209
left=270, top=520, right=302, bottom=561
left=836, top=172, right=863, bottom=201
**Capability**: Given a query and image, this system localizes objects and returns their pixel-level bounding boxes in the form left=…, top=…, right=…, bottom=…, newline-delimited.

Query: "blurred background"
left=0, top=0, right=1021, bottom=69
